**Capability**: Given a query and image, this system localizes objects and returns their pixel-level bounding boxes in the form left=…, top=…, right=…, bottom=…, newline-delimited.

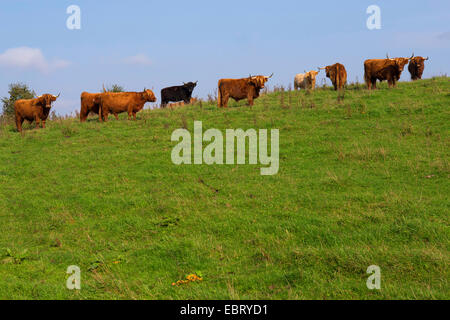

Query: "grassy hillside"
left=0, top=77, right=448, bottom=299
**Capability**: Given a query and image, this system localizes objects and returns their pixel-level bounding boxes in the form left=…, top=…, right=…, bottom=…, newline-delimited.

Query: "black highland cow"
left=161, top=81, right=198, bottom=108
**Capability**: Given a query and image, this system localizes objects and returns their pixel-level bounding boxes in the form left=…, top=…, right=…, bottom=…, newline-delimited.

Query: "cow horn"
left=53, top=93, right=60, bottom=98
left=410, top=53, right=415, bottom=59
left=425, top=56, right=429, bottom=60
left=386, top=53, right=389, bottom=59
left=268, top=73, right=273, bottom=78
left=103, top=84, right=107, bottom=92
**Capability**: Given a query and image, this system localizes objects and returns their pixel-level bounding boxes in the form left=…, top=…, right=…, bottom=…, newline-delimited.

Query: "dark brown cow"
left=100, top=89, right=156, bottom=121
left=318, top=63, right=347, bottom=90
left=217, top=74, right=273, bottom=108
left=14, top=94, right=60, bottom=132
left=80, top=92, right=103, bottom=122
left=364, top=54, right=413, bottom=90
left=408, top=56, right=429, bottom=80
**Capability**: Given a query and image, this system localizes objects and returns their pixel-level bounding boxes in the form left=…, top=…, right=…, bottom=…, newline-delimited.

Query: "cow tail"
left=217, top=81, right=222, bottom=107
left=336, top=64, right=341, bottom=90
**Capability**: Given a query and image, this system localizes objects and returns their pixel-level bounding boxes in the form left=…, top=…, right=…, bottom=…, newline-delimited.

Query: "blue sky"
left=0, top=0, right=449, bottom=115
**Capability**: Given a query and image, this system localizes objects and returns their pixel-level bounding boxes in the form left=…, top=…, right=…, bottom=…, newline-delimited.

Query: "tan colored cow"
left=294, top=71, right=319, bottom=90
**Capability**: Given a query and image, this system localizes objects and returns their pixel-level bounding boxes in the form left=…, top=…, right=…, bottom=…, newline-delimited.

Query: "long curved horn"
left=268, top=73, right=274, bottom=78
left=425, top=56, right=429, bottom=61
left=410, top=52, right=415, bottom=59
left=53, top=93, right=60, bottom=98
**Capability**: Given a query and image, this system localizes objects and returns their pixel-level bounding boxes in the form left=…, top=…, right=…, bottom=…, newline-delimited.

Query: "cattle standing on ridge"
left=294, top=71, right=319, bottom=90
left=364, top=54, right=413, bottom=90
left=318, top=63, right=347, bottom=91
left=100, top=89, right=156, bottom=121
left=408, top=56, right=429, bottom=80
left=217, top=74, right=273, bottom=108
left=14, top=94, right=60, bottom=132
left=161, top=82, right=197, bottom=108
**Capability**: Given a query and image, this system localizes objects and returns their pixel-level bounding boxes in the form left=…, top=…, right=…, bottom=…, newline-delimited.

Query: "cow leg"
left=42, top=120, right=46, bottom=129
left=35, top=116, right=40, bottom=129
left=114, top=113, right=119, bottom=120
left=103, top=110, right=109, bottom=122
left=372, top=79, right=377, bottom=90
left=15, top=115, right=23, bottom=132
left=132, top=112, right=137, bottom=120
left=247, top=94, right=254, bottom=106
left=222, top=95, right=229, bottom=108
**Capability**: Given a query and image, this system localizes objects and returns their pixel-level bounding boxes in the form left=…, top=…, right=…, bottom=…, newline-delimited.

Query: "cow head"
left=36, top=93, right=60, bottom=108
left=387, top=53, right=414, bottom=72
left=248, top=73, right=273, bottom=89
left=411, top=56, right=429, bottom=66
left=142, top=89, right=157, bottom=102
left=307, top=70, right=319, bottom=81
left=182, top=81, right=198, bottom=94
left=319, top=65, right=335, bottom=79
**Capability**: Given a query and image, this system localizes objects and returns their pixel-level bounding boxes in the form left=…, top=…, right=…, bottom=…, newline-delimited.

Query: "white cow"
left=294, top=70, right=319, bottom=90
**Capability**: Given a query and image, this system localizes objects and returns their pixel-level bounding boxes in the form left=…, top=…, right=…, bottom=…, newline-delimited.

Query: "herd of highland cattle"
left=13, top=54, right=429, bottom=132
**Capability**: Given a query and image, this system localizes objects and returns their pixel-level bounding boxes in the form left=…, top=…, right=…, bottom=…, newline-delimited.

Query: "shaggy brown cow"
left=14, top=93, right=60, bottom=132
left=100, top=89, right=156, bottom=121
left=364, top=54, right=413, bottom=90
left=80, top=92, right=103, bottom=122
left=318, top=63, right=347, bottom=90
left=217, top=74, right=273, bottom=108
left=408, top=56, right=429, bottom=80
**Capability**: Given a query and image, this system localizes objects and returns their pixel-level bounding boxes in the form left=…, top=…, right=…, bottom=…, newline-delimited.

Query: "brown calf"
left=80, top=92, right=103, bottom=122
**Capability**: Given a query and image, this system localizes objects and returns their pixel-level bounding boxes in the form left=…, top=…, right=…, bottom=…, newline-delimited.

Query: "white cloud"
left=123, top=53, right=152, bottom=66
left=0, top=47, right=71, bottom=73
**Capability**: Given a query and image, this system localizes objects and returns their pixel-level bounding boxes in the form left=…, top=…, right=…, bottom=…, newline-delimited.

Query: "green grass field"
left=0, top=77, right=448, bottom=299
